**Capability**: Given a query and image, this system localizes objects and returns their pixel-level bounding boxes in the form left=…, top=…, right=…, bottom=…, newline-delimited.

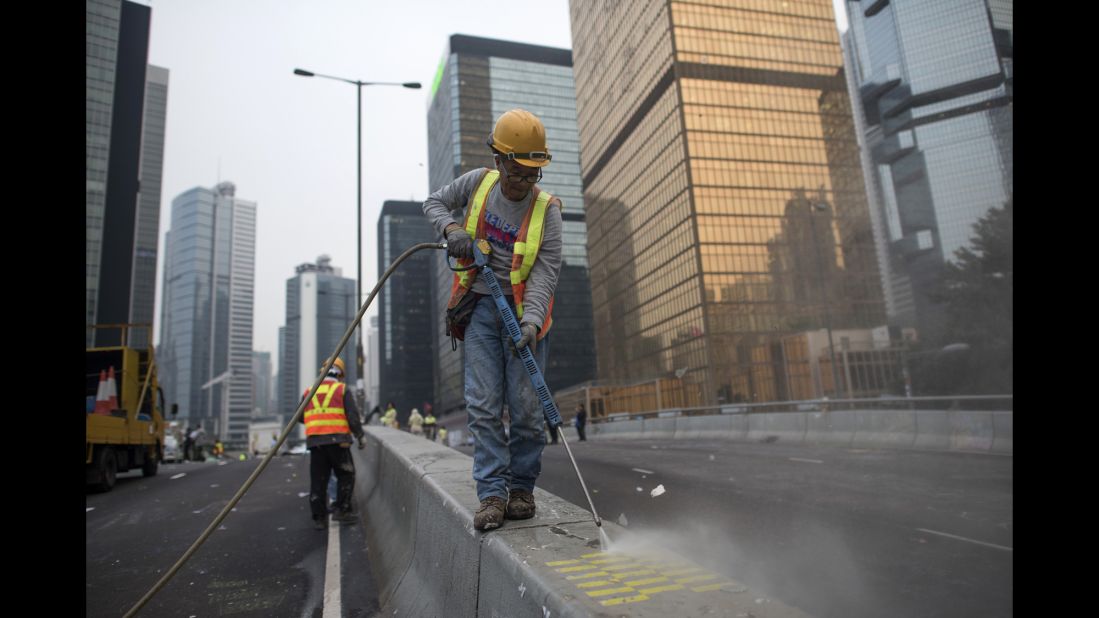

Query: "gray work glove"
left=513, top=322, right=539, bottom=357
left=445, top=227, right=474, bottom=260
left=357, top=435, right=365, bottom=450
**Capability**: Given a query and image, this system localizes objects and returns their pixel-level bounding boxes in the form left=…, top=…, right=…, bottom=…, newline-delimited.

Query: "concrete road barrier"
left=590, top=408, right=1011, bottom=455
left=352, top=427, right=810, bottom=617
left=949, top=410, right=995, bottom=452
left=804, top=410, right=856, bottom=447
left=746, top=412, right=808, bottom=445
left=643, top=416, right=677, bottom=439
left=673, top=414, right=734, bottom=440
left=912, top=410, right=951, bottom=451
left=852, top=409, right=917, bottom=449
left=991, top=412, right=1012, bottom=454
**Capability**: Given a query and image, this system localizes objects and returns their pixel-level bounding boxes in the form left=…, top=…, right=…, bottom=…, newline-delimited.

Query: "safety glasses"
left=498, top=151, right=552, bottom=163
left=499, top=165, right=542, bottom=184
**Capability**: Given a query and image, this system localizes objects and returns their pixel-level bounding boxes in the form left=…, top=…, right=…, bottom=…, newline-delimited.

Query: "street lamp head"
left=403, top=82, right=422, bottom=89
left=293, top=68, right=315, bottom=77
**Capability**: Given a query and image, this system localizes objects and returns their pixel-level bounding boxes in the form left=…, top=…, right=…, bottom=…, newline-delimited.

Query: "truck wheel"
left=142, top=446, right=159, bottom=477
left=92, top=447, right=117, bottom=492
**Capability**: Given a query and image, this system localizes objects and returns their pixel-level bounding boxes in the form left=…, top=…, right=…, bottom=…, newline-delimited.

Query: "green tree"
left=932, top=196, right=1013, bottom=394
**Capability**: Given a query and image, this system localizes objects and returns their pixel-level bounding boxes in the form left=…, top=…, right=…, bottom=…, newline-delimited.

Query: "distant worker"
left=298, top=358, right=365, bottom=530
left=574, top=403, right=588, bottom=441
left=438, top=427, right=448, bottom=446
left=382, top=402, right=399, bottom=430
left=213, top=440, right=225, bottom=459
left=423, top=108, right=564, bottom=531
left=423, top=408, right=437, bottom=441
left=409, top=408, right=424, bottom=436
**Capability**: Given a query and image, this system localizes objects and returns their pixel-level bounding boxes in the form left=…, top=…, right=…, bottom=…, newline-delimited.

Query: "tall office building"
left=158, top=182, right=256, bottom=443
left=377, top=201, right=436, bottom=424
left=130, top=64, right=170, bottom=349
left=86, top=0, right=168, bottom=348
left=568, top=0, right=887, bottom=405
left=252, top=351, right=273, bottom=418
left=842, top=0, right=1012, bottom=345
left=427, top=34, right=596, bottom=417
left=275, top=326, right=286, bottom=418
left=277, top=256, right=359, bottom=427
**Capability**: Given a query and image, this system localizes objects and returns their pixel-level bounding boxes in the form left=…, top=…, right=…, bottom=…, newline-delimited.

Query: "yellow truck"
left=85, top=324, right=168, bottom=492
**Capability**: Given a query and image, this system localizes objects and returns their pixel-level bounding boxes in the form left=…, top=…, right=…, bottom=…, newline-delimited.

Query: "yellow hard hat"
left=321, top=357, right=346, bottom=376
left=487, top=109, right=552, bottom=168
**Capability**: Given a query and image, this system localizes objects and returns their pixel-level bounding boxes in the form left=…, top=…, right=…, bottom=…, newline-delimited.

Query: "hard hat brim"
left=513, top=158, right=550, bottom=168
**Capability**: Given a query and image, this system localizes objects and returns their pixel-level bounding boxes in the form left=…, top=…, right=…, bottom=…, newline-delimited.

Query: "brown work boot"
left=506, top=489, right=536, bottom=520
left=474, top=496, right=507, bottom=531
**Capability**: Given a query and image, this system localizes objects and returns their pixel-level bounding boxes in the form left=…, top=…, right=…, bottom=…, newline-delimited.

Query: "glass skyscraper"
left=427, top=34, right=596, bottom=417
left=843, top=0, right=1012, bottom=345
left=86, top=0, right=168, bottom=348
left=158, top=182, right=256, bottom=443
left=277, top=256, right=358, bottom=431
left=129, top=64, right=169, bottom=349
left=569, top=0, right=886, bottom=406
left=377, top=201, right=436, bottom=425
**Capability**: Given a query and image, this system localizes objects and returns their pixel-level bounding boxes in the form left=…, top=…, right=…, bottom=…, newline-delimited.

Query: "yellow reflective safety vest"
left=302, top=379, right=351, bottom=438
left=447, top=168, right=561, bottom=340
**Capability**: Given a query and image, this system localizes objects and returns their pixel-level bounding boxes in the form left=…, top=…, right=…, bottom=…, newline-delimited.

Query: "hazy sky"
left=143, top=0, right=847, bottom=371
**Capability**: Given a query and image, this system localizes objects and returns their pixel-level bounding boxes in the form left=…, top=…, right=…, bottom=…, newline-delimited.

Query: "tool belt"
left=445, top=292, right=483, bottom=349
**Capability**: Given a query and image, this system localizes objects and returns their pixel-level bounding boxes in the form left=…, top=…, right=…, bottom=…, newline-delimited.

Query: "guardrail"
left=594, top=395, right=1013, bottom=423
left=588, top=396, right=1012, bottom=455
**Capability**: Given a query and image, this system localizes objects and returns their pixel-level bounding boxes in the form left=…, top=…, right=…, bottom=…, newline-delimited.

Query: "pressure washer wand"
left=469, top=239, right=603, bottom=528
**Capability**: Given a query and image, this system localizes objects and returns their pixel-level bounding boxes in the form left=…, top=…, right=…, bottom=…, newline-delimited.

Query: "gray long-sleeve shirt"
left=422, top=168, right=563, bottom=328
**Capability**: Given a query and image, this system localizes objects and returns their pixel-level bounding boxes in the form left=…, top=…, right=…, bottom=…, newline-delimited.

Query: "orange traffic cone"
left=94, top=370, right=110, bottom=415
left=105, top=366, right=119, bottom=412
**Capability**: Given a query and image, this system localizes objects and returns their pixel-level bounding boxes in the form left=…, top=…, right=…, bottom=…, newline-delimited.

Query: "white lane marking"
left=86, top=507, right=95, bottom=513
left=170, top=473, right=186, bottom=480
left=916, top=528, right=1013, bottom=551
left=789, top=458, right=824, bottom=464
left=631, top=468, right=655, bottom=475
left=323, top=516, right=342, bottom=618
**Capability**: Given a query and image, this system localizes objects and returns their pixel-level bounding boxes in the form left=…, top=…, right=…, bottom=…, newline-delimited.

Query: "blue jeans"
left=465, top=297, right=549, bottom=501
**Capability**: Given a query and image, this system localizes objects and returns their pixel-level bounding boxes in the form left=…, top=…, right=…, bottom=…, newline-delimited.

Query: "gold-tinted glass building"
left=569, top=0, right=886, bottom=406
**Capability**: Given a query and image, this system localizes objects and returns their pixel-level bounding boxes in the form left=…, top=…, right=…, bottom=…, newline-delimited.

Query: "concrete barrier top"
left=356, top=427, right=810, bottom=617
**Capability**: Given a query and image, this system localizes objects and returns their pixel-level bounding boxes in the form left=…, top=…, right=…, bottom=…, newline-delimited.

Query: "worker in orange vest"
left=299, top=357, right=364, bottom=530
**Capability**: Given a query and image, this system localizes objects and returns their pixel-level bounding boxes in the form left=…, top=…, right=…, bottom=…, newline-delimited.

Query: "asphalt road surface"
left=518, top=438, right=1013, bottom=618
left=85, top=454, right=379, bottom=618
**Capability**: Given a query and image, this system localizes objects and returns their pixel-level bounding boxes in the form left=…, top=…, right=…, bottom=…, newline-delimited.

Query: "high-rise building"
left=252, top=351, right=272, bottom=418
left=842, top=0, right=1012, bottom=345
left=86, top=0, right=168, bottom=348
left=377, top=201, right=435, bottom=425
left=277, top=256, right=359, bottom=428
left=130, top=64, right=170, bottom=349
left=568, top=0, right=887, bottom=406
left=158, top=182, right=256, bottom=443
left=426, top=34, right=596, bottom=417
left=275, top=325, right=286, bottom=418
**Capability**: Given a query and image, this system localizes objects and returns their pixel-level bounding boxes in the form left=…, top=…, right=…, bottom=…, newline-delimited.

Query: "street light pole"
left=293, top=68, right=421, bottom=410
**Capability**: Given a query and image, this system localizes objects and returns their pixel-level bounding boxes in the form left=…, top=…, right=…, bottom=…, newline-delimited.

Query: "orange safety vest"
left=302, top=379, right=351, bottom=437
left=447, top=168, right=561, bottom=340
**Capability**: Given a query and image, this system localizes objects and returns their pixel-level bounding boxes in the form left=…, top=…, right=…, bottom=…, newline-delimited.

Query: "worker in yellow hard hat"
left=422, top=108, right=563, bottom=532
left=298, top=356, right=364, bottom=530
